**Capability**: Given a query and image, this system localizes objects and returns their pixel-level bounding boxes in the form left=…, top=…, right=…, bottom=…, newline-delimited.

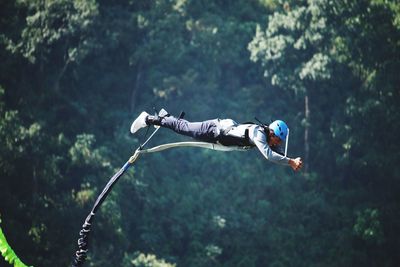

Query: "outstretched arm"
left=252, top=128, right=303, bottom=171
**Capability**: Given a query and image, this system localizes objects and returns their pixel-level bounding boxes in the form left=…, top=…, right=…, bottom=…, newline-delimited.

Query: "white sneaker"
left=130, top=111, right=149, bottom=134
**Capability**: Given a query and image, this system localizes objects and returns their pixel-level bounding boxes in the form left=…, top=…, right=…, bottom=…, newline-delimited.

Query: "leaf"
left=0, top=219, right=33, bottom=267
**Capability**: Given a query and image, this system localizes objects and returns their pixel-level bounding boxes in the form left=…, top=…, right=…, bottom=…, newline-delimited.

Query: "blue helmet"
left=269, top=120, right=288, bottom=141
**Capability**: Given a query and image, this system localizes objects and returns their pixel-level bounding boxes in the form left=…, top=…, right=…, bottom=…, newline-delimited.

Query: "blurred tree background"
left=0, top=0, right=399, bottom=266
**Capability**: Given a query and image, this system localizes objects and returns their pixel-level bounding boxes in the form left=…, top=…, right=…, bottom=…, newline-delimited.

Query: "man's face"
left=269, top=130, right=283, bottom=146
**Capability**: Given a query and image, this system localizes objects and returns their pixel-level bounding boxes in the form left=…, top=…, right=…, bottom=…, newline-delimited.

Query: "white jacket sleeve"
left=252, top=128, right=290, bottom=165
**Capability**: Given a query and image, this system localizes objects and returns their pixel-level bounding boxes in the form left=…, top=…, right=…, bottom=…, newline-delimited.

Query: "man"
left=130, top=109, right=303, bottom=171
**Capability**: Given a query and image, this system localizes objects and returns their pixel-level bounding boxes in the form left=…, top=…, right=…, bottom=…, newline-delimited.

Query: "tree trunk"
left=130, top=64, right=143, bottom=112
left=304, top=93, right=310, bottom=174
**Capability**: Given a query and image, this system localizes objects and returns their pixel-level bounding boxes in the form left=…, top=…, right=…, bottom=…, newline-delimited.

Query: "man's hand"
left=289, top=157, right=303, bottom=171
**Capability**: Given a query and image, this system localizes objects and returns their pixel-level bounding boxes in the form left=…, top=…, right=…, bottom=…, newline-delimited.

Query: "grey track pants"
left=160, top=116, right=220, bottom=142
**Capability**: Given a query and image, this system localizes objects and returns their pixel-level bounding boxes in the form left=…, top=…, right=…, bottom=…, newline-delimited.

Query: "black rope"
left=72, top=111, right=166, bottom=266
left=139, top=125, right=151, bottom=150
left=72, top=161, right=130, bottom=267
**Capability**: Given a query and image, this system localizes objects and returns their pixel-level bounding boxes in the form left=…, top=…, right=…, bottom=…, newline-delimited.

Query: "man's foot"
left=130, top=108, right=169, bottom=134
left=130, top=111, right=149, bottom=134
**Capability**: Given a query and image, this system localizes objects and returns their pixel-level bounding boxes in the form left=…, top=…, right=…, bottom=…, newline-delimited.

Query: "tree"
left=248, top=0, right=334, bottom=174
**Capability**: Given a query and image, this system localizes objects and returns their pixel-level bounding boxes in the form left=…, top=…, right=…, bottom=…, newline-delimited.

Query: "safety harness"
left=217, top=124, right=255, bottom=148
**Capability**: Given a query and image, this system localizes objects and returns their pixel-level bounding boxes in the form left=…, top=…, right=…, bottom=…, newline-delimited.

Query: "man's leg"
left=130, top=111, right=219, bottom=142
left=156, top=116, right=219, bottom=142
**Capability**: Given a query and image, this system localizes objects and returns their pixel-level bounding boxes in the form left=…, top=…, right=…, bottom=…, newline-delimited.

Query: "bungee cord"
left=71, top=125, right=241, bottom=266
left=71, top=126, right=155, bottom=267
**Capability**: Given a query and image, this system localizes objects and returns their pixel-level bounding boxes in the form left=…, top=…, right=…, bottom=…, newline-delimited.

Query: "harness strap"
left=217, top=124, right=255, bottom=147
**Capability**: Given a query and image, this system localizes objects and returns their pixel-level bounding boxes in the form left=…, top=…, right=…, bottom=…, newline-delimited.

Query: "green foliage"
left=128, top=253, right=176, bottom=267
left=248, top=0, right=332, bottom=92
left=6, top=0, right=99, bottom=64
left=353, top=208, right=384, bottom=244
left=69, top=134, right=110, bottom=166
left=0, top=218, right=32, bottom=267
left=0, top=86, right=42, bottom=176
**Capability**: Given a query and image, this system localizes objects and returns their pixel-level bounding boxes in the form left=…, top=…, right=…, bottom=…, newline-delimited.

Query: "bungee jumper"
left=130, top=109, right=303, bottom=171
left=72, top=108, right=302, bottom=267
